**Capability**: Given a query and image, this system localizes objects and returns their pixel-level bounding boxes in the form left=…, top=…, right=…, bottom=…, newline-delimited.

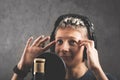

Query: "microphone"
left=33, top=58, right=45, bottom=80
left=32, top=52, right=66, bottom=80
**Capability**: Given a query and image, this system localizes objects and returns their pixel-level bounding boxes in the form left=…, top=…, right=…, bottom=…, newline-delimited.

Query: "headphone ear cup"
left=83, top=47, right=87, bottom=61
left=50, top=33, right=55, bottom=52
left=91, top=32, right=97, bottom=49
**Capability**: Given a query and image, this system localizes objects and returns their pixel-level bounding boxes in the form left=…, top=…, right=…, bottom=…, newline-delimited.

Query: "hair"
left=50, top=13, right=97, bottom=60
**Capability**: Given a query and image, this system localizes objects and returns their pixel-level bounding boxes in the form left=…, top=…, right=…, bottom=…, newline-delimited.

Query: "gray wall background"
left=0, top=0, right=120, bottom=80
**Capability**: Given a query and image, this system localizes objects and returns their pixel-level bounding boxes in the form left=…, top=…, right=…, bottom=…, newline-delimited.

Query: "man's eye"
left=69, top=40, right=77, bottom=46
left=56, top=40, right=63, bottom=45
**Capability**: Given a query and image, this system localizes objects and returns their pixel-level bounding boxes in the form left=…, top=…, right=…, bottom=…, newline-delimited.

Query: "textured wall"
left=0, top=0, right=120, bottom=80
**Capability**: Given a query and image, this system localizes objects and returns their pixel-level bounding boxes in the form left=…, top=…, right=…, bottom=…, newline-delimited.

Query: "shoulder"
left=106, top=73, right=118, bottom=80
left=78, top=70, right=117, bottom=80
left=78, top=70, right=96, bottom=80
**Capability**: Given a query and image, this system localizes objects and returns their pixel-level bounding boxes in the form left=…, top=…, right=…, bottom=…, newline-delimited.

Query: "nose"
left=60, top=42, right=70, bottom=52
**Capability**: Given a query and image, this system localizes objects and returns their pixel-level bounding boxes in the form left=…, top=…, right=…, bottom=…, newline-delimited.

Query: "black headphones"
left=50, top=14, right=97, bottom=60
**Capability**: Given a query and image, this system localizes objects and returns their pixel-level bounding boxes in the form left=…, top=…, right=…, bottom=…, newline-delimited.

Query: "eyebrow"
left=55, top=36, right=79, bottom=40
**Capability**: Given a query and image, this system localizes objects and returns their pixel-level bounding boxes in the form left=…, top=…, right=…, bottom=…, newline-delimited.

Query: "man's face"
left=55, top=27, right=87, bottom=67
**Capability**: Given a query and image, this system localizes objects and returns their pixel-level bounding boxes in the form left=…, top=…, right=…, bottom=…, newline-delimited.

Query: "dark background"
left=0, top=0, right=119, bottom=80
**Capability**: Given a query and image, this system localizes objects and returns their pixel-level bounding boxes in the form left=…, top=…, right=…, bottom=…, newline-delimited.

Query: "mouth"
left=57, top=52, right=73, bottom=60
left=60, top=56, right=72, bottom=61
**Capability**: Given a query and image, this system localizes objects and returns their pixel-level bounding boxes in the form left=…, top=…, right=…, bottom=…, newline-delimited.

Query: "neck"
left=65, top=62, right=88, bottom=80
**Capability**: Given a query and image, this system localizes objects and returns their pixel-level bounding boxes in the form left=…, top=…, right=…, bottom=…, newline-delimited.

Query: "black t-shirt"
left=31, top=70, right=117, bottom=80
left=69, top=70, right=117, bottom=80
